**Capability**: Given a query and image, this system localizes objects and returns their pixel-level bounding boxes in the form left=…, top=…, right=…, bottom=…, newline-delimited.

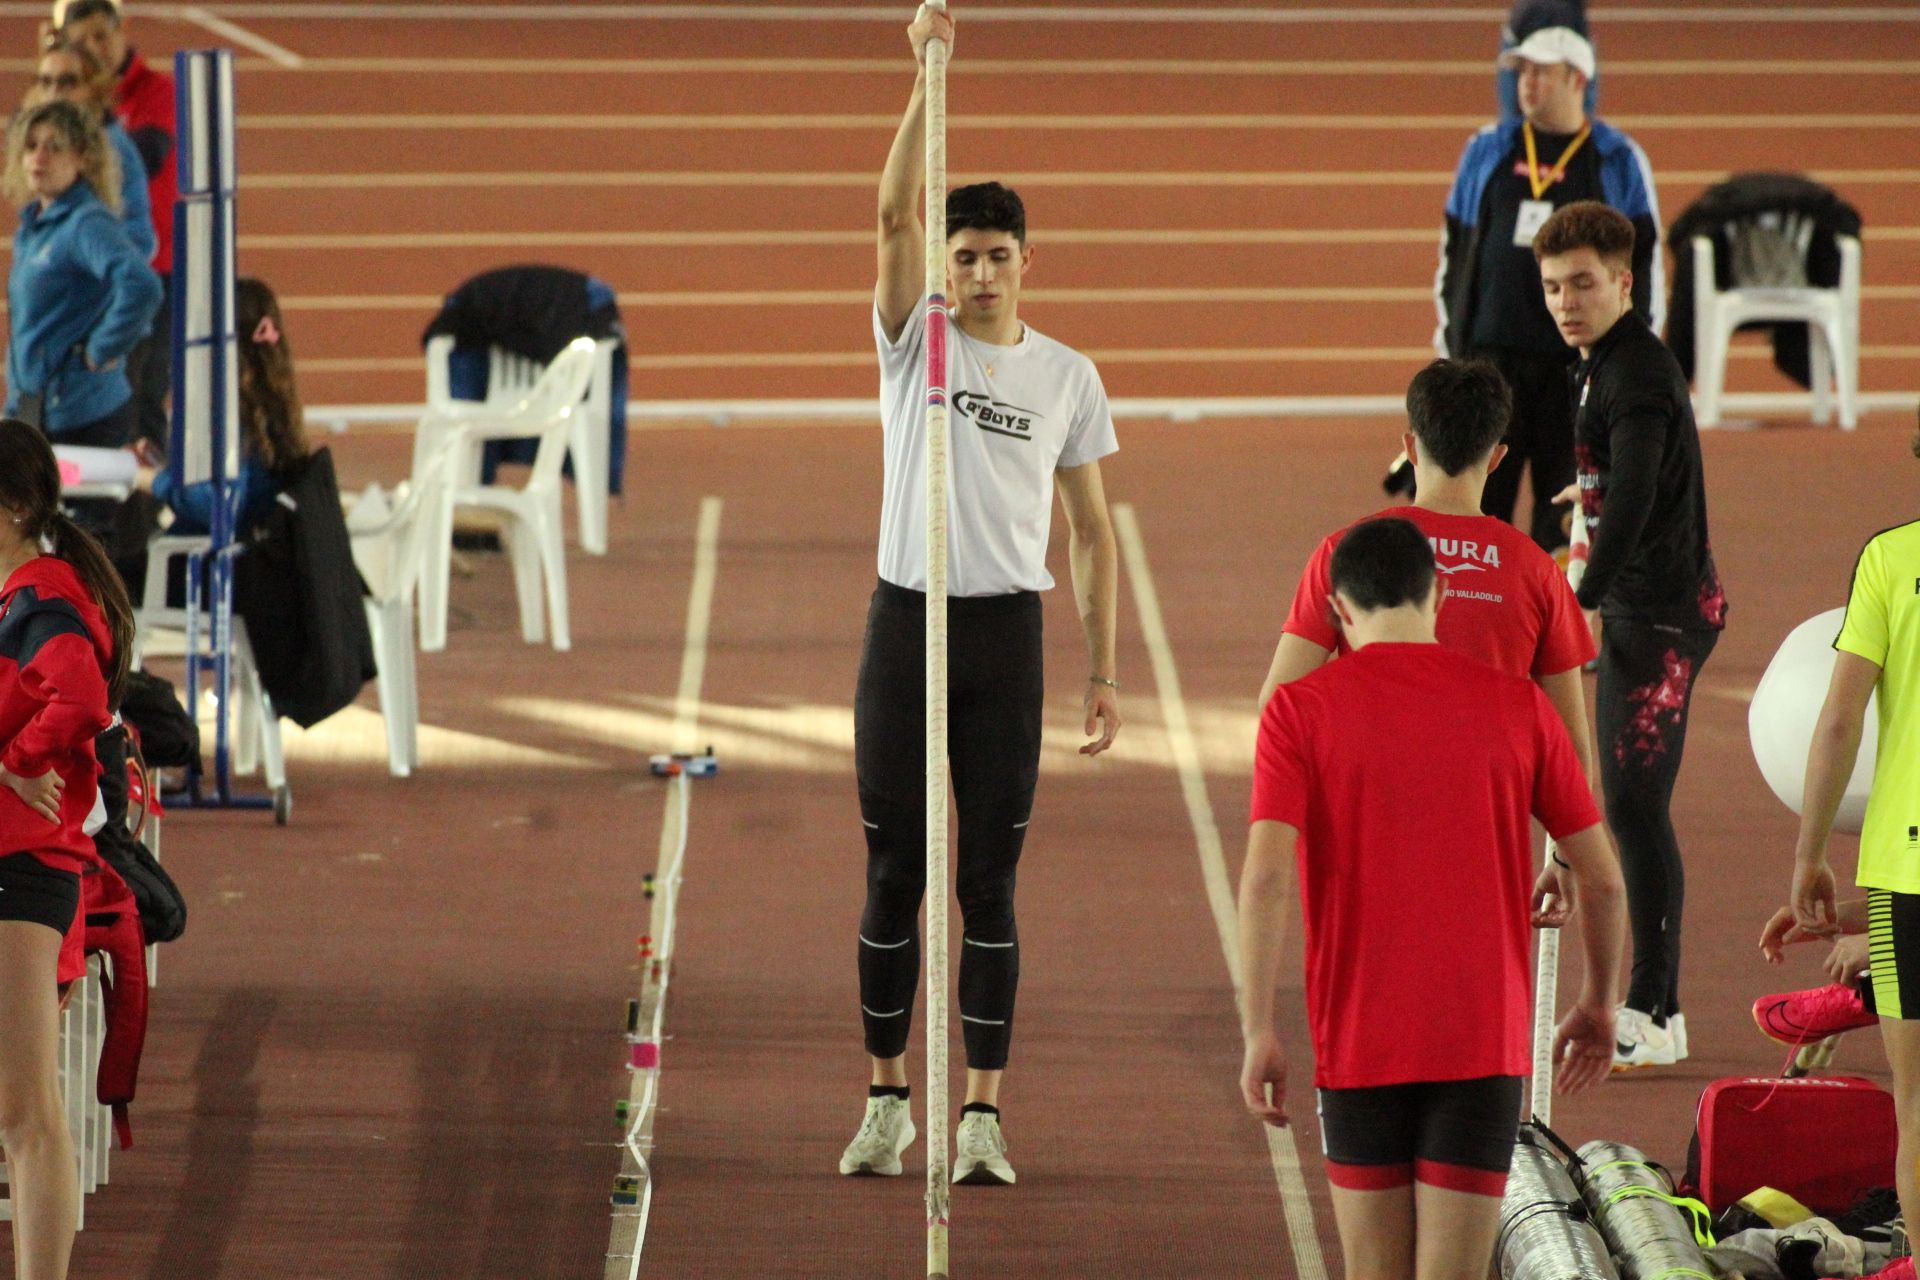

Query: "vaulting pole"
left=921, top=3, right=953, bottom=1275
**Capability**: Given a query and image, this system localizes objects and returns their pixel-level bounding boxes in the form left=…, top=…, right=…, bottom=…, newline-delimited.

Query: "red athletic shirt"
left=114, top=51, right=176, bottom=273
left=1249, top=643, right=1601, bottom=1089
left=1282, top=507, right=1594, bottom=678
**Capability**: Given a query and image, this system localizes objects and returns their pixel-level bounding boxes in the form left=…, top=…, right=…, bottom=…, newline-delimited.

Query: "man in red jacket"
left=61, top=0, right=176, bottom=449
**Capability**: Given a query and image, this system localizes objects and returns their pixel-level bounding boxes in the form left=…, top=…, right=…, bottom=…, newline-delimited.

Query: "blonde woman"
left=24, top=30, right=154, bottom=263
left=2, top=99, right=159, bottom=451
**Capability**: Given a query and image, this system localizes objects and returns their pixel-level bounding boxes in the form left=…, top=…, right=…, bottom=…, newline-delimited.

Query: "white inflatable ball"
left=1749, top=608, right=1878, bottom=834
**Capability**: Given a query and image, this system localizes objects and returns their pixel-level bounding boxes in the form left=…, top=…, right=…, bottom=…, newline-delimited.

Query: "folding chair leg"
left=538, top=503, right=571, bottom=652
left=1810, top=327, right=1834, bottom=425
left=1695, top=312, right=1732, bottom=427
left=570, top=414, right=610, bottom=556
left=503, top=522, right=547, bottom=645
left=419, top=492, right=454, bottom=653
left=1825, top=315, right=1860, bottom=430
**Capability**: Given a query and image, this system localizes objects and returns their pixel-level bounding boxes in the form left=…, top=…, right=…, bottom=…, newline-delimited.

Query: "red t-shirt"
left=1249, top=643, right=1601, bottom=1089
left=1282, top=507, right=1594, bottom=678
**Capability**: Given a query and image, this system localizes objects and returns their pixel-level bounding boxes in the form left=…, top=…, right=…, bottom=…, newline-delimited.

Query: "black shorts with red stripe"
left=1317, top=1075, right=1522, bottom=1197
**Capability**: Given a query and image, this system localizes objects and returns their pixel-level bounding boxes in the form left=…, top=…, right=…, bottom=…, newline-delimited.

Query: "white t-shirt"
left=874, top=297, right=1118, bottom=596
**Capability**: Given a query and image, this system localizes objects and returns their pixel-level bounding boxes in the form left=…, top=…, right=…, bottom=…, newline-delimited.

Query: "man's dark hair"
left=1330, top=517, right=1437, bottom=613
left=947, top=182, right=1025, bottom=244
left=1533, top=199, right=1635, bottom=269
left=61, top=0, right=122, bottom=26
left=1405, top=359, right=1513, bottom=476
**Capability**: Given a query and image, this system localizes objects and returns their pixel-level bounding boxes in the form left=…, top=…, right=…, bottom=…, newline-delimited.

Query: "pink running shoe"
left=1752, top=982, right=1878, bottom=1046
left=1865, top=1256, right=1914, bottom=1280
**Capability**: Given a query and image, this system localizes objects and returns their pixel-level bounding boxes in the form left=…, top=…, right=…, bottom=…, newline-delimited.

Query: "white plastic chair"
left=414, top=338, right=598, bottom=653
left=424, top=333, right=617, bottom=555
left=1692, top=218, right=1861, bottom=429
left=132, top=535, right=288, bottom=804
left=344, top=443, right=458, bottom=777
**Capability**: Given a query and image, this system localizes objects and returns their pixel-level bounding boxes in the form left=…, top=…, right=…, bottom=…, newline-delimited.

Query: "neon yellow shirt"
left=1836, top=520, right=1920, bottom=892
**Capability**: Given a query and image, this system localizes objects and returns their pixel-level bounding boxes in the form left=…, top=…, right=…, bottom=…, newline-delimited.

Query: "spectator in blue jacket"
left=3, top=99, right=159, bottom=451
left=1434, top=26, right=1660, bottom=556
left=23, top=32, right=152, bottom=264
left=135, top=277, right=308, bottom=536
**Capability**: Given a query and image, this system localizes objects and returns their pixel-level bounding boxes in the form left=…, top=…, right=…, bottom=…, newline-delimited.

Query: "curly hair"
left=2, top=98, right=120, bottom=215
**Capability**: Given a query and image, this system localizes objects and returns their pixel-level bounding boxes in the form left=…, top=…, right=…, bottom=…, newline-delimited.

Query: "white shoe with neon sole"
left=1668, top=1012, right=1689, bottom=1061
left=952, top=1111, right=1017, bottom=1186
left=1612, top=1006, right=1679, bottom=1071
left=839, top=1096, right=916, bottom=1177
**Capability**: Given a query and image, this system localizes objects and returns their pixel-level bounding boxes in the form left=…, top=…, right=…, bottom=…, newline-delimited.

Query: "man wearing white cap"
left=1434, top=24, right=1662, bottom=557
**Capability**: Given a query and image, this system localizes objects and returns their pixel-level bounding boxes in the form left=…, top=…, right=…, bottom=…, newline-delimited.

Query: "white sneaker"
left=839, top=1096, right=916, bottom=1177
left=1612, top=1006, right=1678, bottom=1071
left=952, top=1110, right=1017, bottom=1186
left=1668, top=1012, right=1689, bottom=1061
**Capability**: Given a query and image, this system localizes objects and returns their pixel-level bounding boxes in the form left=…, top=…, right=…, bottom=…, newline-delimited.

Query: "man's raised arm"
left=877, top=7, right=952, bottom=341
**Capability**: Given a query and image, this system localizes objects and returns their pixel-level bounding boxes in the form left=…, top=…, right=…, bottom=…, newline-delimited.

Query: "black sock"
left=961, top=1102, right=999, bottom=1119
left=869, top=1085, right=910, bottom=1101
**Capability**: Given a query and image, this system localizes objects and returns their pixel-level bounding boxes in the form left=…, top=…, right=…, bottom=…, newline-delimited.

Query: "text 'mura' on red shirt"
left=1282, top=507, right=1595, bottom=678
left=1249, top=643, right=1601, bottom=1090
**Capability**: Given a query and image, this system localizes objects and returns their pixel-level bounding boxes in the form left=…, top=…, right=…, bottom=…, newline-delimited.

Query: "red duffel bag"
left=1683, top=1075, right=1896, bottom=1215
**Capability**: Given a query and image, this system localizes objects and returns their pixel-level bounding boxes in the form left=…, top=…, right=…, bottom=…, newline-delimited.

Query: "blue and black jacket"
left=5, top=180, right=162, bottom=432
left=1433, top=116, right=1663, bottom=360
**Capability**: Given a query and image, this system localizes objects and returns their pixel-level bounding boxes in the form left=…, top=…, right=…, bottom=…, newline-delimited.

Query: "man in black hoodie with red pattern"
left=1535, top=200, right=1726, bottom=1075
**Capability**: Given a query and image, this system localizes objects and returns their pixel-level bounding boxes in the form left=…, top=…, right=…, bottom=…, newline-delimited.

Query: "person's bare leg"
left=1881, top=1016, right=1920, bottom=1238
left=0, top=920, right=77, bottom=1280
left=871, top=1055, right=908, bottom=1088
left=1412, top=1181, right=1506, bottom=1280
left=1329, top=1183, right=1416, bottom=1280
left=963, top=1068, right=1000, bottom=1108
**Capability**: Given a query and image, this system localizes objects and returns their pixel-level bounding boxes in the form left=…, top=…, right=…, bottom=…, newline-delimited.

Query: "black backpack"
left=93, top=723, right=187, bottom=944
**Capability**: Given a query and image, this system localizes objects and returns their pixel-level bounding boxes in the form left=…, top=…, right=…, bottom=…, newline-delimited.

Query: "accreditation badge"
left=1514, top=199, right=1555, bottom=248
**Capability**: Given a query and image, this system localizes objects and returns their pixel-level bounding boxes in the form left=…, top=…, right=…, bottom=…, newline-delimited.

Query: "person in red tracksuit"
left=59, top=0, right=174, bottom=449
left=0, top=417, right=134, bottom=1280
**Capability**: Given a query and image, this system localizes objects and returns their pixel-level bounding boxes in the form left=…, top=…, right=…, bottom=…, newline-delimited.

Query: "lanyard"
left=1523, top=121, right=1591, bottom=200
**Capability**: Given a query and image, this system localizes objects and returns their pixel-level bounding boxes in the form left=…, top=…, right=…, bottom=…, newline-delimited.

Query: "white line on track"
left=296, top=346, right=1920, bottom=375
left=177, top=5, right=304, bottom=67
left=237, top=226, right=1920, bottom=251
left=239, top=169, right=1920, bottom=191
left=236, top=111, right=1920, bottom=130
left=278, top=285, right=1920, bottom=310
left=30, top=4, right=1911, bottom=21
left=604, top=493, right=723, bottom=1277
left=673, top=497, right=723, bottom=755
left=1113, top=502, right=1330, bottom=1280
left=25, top=56, right=1912, bottom=76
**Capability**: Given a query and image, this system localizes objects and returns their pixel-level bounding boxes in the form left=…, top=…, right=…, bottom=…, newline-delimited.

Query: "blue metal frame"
left=168, top=49, right=269, bottom=813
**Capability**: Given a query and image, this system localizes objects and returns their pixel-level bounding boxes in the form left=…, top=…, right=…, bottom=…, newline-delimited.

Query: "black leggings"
left=1595, top=617, right=1717, bottom=1019
left=855, top=580, right=1043, bottom=1071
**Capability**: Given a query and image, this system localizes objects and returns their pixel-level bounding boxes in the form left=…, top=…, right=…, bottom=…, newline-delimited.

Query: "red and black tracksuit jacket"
left=1, top=556, right=115, bottom=970
left=114, top=50, right=176, bottom=274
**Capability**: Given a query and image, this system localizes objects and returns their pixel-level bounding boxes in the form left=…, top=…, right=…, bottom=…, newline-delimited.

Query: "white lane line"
left=283, top=286, right=1434, bottom=307
left=236, top=226, right=1920, bottom=251
left=605, top=493, right=722, bottom=1280
left=19, top=55, right=1907, bottom=75
left=59, top=4, right=1920, bottom=21
left=673, top=497, right=723, bottom=755
left=238, top=168, right=1920, bottom=191
left=236, top=111, right=1920, bottom=130
left=1113, top=502, right=1330, bottom=1280
left=178, top=5, right=305, bottom=67
left=293, top=345, right=1920, bottom=376
left=235, top=228, right=1442, bottom=249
